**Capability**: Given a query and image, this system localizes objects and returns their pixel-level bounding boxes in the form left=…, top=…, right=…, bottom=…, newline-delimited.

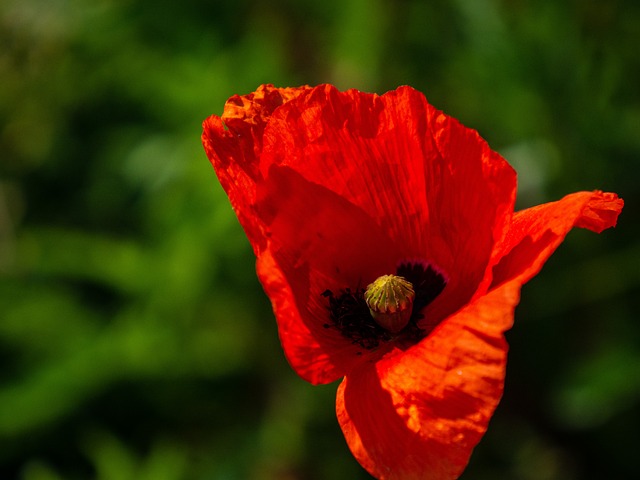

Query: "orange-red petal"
left=201, top=85, right=311, bottom=252
left=260, top=84, right=516, bottom=324
left=255, top=166, right=402, bottom=384
left=336, top=281, right=520, bottom=480
left=490, top=191, right=623, bottom=289
left=336, top=191, right=623, bottom=479
left=204, top=84, right=518, bottom=383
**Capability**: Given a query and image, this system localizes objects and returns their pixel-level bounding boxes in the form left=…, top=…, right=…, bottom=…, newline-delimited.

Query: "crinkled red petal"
left=490, top=191, right=623, bottom=289
left=336, top=281, right=520, bottom=480
left=336, top=190, right=622, bottom=479
left=201, top=85, right=311, bottom=251
left=260, top=84, right=516, bottom=327
left=204, top=84, right=517, bottom=383
left=255, top=166, right=401, bottom=384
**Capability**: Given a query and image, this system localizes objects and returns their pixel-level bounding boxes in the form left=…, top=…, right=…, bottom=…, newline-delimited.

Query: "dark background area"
left=1, top=0, right=638, bottom=479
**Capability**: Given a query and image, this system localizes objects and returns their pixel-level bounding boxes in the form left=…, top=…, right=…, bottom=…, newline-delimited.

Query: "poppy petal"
left=336, top=281, right=520, bottom=480
left=256, top=165, right=401, bottom=384
left=201, top=85, right=311, bottom=251
left=261, top=84, right=517, bottom=323
left=490, top=191, right=623, bottom=288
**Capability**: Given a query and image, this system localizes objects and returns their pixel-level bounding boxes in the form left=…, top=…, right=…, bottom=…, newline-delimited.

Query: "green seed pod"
left=364, top=274, right=415, bottom=333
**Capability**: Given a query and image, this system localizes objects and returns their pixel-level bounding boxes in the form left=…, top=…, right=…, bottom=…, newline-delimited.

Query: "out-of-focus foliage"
left=0, top=0, right=638, bottom=478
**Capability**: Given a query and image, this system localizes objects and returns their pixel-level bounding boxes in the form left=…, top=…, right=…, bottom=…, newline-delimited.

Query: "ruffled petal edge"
left=490, top=191, right=623, bottom=289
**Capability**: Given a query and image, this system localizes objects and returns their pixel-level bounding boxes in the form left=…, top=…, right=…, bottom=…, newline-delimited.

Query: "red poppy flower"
left=202, top=84, right=623, bottom=479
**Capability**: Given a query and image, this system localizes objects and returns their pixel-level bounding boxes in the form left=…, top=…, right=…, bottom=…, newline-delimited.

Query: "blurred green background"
left=1, top=0, right=638, bottom=479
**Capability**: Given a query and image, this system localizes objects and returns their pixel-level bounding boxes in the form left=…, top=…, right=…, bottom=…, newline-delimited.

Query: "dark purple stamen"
left=322, top=261, right=447, bottom=350
left=396, top=260, right=447, bottom=323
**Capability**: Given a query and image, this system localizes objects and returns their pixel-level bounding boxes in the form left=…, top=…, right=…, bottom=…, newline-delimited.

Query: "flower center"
left=322, top=261, right=447, bottom=351
left=364, top=274, right=415, bottom=333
